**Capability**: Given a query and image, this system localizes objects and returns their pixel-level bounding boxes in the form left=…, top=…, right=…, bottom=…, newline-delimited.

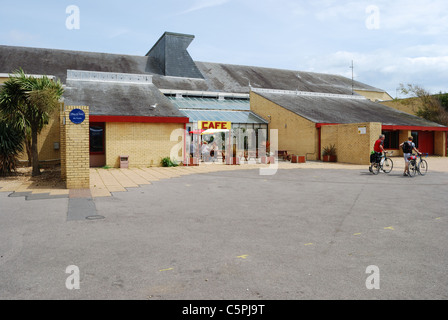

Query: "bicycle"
left=369, top=151, right=394, bottom=175
left=408, top=153, right=429, bottom=177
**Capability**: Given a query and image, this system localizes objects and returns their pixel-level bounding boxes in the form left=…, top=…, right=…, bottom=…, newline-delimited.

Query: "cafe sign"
left=198, top=121, right=231, bottom=130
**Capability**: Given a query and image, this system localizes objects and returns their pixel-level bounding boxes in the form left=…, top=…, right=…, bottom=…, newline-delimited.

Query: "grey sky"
left=1, top=0, right=447, bottom=97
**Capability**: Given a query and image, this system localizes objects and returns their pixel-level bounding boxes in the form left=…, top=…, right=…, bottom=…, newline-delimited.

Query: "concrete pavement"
left=0, top=165, right=447, bottom=300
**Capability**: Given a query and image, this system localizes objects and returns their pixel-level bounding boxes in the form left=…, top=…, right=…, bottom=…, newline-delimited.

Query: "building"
left=1, top=31, right=447, bottom=176
left=251, top=89, right=447, bottom=164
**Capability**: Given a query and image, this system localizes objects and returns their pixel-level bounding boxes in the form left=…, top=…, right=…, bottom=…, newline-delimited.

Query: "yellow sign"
left=198, top=121, right=231, bottom=130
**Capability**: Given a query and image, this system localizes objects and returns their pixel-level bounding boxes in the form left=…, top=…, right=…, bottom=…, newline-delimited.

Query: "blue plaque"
left=69, top=109, right=86, bottom=124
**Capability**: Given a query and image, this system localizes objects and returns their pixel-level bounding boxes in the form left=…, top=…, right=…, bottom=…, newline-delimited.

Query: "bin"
left=291, top=155, right=306, bottom=163
left=120, top=155, right=129, bottom=169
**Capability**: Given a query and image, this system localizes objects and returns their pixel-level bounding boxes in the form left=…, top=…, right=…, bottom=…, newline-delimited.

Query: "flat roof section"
left=168, top=96, right=251, bottom=111
left=181, top=109, right=268, bottom=125
left=64, top=78, right=186, bottom=119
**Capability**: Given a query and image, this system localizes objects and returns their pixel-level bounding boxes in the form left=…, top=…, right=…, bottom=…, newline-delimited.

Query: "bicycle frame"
left=370, top=151, right=393, bottom=174
left=408, top=153, right=429, bottom=176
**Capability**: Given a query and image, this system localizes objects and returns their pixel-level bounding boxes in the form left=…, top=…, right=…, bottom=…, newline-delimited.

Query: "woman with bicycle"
left=400, top=136, right=422, bottom=177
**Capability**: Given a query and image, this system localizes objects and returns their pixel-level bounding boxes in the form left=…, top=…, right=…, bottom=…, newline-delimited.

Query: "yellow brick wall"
left=355, top=90, right=393, bottom=102
left=17, top=109, right=61, bottom=163
left=105, top=122, right=184, bottom=168
left=321, top=123, right=381, bottom=165
left=336, top=122, right=382, bottom=165
left=60, top=107, right=66, bottom=179
left=250, top=92, right=319, bottom=160
left=321, top=125, right=339, bottom=158
left=435, top=131, right=447, bottom=157
left=60, top=106, right=90, bottom=189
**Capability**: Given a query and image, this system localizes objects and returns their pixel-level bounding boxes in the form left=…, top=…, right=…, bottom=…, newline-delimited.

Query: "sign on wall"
left=358, top=126, right=367, bottom=135
left=198, top=121, right=231, bottom=130
left=69, top=109, right=86, bottom=124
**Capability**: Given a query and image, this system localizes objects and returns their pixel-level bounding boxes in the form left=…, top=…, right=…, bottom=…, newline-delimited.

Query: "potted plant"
left=322, top=144, right=337, bottom=162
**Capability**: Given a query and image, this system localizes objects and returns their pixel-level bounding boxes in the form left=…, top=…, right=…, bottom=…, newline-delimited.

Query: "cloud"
left=310, top=0, right=448, bottom=35
left=177, top=0, right=230, bottom=15
left=6, top=30, right=40, bottom=43
left=108, top=28, right=130, bottom=39
left=303, top=46, right=448, bottom=97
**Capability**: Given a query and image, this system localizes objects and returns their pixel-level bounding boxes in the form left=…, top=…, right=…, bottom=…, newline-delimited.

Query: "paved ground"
left=0, top=159, right=447, bottom=300
left=1, top=156, right=447, bottom=199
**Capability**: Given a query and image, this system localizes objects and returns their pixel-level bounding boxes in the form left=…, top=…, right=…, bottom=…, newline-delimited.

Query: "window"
left=382, top=131, right=399, bottom=149
left=90, top=123, right=105, bottom=154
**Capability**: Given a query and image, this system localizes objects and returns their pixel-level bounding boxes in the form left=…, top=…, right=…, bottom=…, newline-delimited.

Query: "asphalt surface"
left=0, top=168, right=447, bottom=300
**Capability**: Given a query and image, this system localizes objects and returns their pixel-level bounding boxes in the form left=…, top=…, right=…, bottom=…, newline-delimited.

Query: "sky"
left=0, top=0, right=447, bottom=97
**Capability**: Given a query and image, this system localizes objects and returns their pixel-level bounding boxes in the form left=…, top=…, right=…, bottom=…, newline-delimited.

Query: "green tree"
left=435, top=92, right=448, bottom=112
left=399, top=84, right=448, bottom=126
left=0, top=115, right=25, bottom=176
left=0, top=69, right=64, bottom=176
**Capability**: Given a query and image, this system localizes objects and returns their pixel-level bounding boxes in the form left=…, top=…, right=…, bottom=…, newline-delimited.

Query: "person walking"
left=400, top=136, right=421, bottom=176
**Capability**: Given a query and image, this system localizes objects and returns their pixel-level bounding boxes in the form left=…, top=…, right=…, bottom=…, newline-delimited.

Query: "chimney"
left=146, top=32, right=204, bottom=79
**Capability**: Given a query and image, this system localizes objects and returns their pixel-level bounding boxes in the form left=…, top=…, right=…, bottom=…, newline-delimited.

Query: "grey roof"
left=64, top=79, right=186, bottom=118
left=0, top=43, right=388, bottom=95
left=0, top=45, right=162, bottom=83
left=191, top=62, right=386, bottom=95
left=255, top=91, right=446, bottom=128
left=152, top=62, right=387, bottom=95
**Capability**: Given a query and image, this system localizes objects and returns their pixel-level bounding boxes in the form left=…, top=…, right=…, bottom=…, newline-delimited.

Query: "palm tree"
left=0, top=115, right=25, bottom=176
left=0, top=69, right=64, bottom=176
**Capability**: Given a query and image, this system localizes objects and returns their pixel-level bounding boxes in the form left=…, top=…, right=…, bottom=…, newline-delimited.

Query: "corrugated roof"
left=254, top=91, right=446, bottom=128
left=0, top=44, right=389, bottom=96
left=0, top=45, right=161, bottom=83
left=64, top=79, right=186, bottom=118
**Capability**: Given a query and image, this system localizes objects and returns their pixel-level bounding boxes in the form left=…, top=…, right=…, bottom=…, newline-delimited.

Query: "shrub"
left=0, top=120, right=25, bottom=176
left=161, top=157, right=179, bottom=167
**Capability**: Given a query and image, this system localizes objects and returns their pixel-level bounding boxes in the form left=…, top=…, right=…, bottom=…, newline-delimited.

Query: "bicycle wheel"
left=408, top=161, right=417, bottom=177
left=371, top=163, right=380, bottom=175
left=418, top=160, right=428, bottom=176
left=382, top=158, right=394, bottom=174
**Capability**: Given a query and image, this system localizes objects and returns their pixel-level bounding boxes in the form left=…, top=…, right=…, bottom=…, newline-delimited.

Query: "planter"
left=183, top=157, right=200, bottom=166
left=260, top=156, right=275, bottom=164
left=291, top=155, right=306, bottom=163
left=226, top=157, right=240, bottom=165
left=322, top=155, right=337, bottom=162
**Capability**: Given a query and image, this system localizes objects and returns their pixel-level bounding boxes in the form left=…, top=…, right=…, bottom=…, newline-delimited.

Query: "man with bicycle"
left=400, top=136, right=421, bottom=176
left=370, top=134, right=385, bottom=171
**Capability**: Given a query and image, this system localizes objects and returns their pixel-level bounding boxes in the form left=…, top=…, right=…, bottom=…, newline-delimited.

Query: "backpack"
left=402, top=141, right=413, bottom=153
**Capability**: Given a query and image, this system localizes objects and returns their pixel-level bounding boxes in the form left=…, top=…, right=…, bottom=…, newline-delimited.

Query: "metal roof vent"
left=146, top=32, right=204, bottom=79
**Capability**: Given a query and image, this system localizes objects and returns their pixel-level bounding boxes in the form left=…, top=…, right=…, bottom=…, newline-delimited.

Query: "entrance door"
left=418, top=131, right=434, bottom=155
left=90, top=123, right=106, bottom=167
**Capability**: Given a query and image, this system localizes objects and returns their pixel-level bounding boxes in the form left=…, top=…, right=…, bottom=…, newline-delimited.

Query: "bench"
left=277, top=150, right=289, bottom=161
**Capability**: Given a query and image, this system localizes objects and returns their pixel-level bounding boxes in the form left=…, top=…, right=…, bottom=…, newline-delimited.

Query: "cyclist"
left=370, top=135, right=385, bottom=171
left=400, top=136, right=421, bottom=176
